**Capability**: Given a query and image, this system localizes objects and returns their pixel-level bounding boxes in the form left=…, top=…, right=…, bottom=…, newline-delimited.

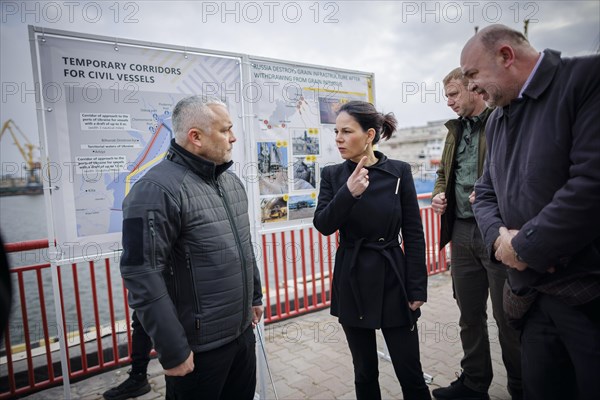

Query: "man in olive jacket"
left=120, top=96, right=263, bottom=399
left=431, top=68, right=521, bottom=400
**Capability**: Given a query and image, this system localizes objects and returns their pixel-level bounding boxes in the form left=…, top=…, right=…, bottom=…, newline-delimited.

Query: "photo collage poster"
left=251, top=60, right=373, bottom=227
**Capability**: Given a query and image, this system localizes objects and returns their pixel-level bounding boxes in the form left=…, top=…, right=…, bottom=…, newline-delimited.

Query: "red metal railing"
left=1, top=193, right=448, bottom=398
left=418, top=193, right=450, bottom=275
left=261, top=193, right=448, bottom=323
left=0, top=253, right=135, bottom=399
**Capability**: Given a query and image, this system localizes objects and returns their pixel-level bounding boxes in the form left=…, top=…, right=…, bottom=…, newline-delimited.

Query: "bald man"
left=462, top=24, right=600, bottom=400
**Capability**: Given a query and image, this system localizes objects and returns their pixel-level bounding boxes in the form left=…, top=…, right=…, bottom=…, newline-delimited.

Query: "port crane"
left=0, top=119, right=41, bottom=185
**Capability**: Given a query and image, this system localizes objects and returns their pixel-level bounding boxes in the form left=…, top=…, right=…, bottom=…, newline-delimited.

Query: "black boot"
left=103, top=370, right=151, bottom=400
left=432, top=373, right=489, bottom=400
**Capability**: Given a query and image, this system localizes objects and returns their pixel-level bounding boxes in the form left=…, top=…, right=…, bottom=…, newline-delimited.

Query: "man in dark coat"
left=120, top=96, right=263, bottom=399
left=462, top=24, right=600, bottom=400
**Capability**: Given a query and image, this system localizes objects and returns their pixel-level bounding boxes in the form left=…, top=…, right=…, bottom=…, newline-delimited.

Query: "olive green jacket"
left=432, top=107, right=493, bottom=249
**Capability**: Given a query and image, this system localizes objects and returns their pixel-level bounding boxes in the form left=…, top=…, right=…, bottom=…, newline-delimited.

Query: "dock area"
left=23, top=272, right=513, bottom=400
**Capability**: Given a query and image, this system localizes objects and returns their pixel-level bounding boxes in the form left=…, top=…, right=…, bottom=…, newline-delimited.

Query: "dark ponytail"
left=337, top=101, right=397, bottom=144
left=381, top=112, right=397, bottom=142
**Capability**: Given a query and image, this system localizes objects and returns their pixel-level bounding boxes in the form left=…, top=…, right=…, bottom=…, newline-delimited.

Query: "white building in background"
left=378, top=119, right=448, bottom=183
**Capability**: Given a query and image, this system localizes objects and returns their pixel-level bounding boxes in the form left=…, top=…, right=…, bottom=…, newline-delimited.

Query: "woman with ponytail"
left=314, top=101, right=430, bottom=400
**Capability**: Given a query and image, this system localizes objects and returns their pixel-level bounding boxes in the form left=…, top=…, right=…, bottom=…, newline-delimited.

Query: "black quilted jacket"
left=120, top=139, right=262, bottom=369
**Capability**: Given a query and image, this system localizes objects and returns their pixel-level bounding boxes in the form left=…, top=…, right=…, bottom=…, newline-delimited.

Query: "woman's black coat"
left=313, top=151, right=427, bottom=329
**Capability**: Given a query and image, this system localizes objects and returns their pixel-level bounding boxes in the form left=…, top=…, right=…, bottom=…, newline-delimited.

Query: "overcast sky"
left=1, top=0, right=599, bottom=165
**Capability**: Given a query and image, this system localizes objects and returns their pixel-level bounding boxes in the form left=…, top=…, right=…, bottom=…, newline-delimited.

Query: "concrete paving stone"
left=268, top=344, right=290, bottom=362
left=286, top=357, right=318, bottom=374
left=424, top=350, right=459, bottom=363
left=150, top=374, right=166, bottom=390
left=22, top=384, right=63, bottom=399
left=297, top=383, right=333, bottom=399
left=80, top=394, right=105, bottom=400
left=21, top=272, right=517, bottom=400
left=320, top=343, right=349, bottom=357
left=335, top=390, right=357, bottom=400
left=296, top=348, right=329, bottom=363
left=273, top=363, right=299, bottom=377
left=426, top=358, right=459, bottom=374
left=269, top=379, right=303, bottom=399
left=276, top=389, right=307, bottom=399
left=287, top=375, right=315, bottom=391
left=279, top=369, right=311, bottom=385
left=270, top=342, right=309, bottom=356
left=326, top=362, right=353, bottom=381
left=308, top=356, right=344, bottom=375
left=135, top=391, right=162, bottom=400
left=73, top=382, right=109, bottom=396
left=314, top=376, right=352, bottom=396
left=307, top=389, right=337, bottom=399
left=269, top=358, right=296, bottom=374
left=300, top=366, right=335, bottom=384
left=284, top=390, right=333, bottom=400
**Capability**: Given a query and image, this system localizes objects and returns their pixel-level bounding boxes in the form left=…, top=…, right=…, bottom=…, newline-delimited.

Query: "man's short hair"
left=443, top=67, right=468, bottom=87
left=172, top=96, right=226, bottom=142
left=478, top=25, right=529, bottom=52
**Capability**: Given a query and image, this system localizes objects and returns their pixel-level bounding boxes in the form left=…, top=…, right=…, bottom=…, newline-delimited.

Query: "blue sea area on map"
left=106, top=112, right=174, bottom=234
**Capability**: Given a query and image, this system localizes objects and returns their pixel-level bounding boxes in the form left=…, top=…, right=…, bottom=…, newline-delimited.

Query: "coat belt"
left=339, top=237, right=403, bottom=321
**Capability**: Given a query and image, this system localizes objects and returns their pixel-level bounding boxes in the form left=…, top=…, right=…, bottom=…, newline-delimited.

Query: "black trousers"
left=165, top=326, right=257, bottom=400
left=130, top=310, right=153, bottom=375
left=343, top=325, right=431, bottom=400
left=521, top=294, right=600, bottom=400
left=451, top=219, right=522, bottom=394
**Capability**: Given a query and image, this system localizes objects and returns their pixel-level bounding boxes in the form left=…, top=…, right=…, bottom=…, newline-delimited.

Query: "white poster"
left=31, top=28, right=374, bottom=258
left=249, top=58, right=373, bottom=228
left=33, top=31, right=244, bottom=259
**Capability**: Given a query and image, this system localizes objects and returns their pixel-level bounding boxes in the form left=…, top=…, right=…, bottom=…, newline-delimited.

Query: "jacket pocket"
left=503, top=281, right=538, bottom=330
left=164, top=263, right=179, bottom=307
left=185, top=249, right=201, bottom=318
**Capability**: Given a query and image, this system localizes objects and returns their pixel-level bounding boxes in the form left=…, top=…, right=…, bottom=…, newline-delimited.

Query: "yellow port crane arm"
left=0, top=119, right=37, bottom=170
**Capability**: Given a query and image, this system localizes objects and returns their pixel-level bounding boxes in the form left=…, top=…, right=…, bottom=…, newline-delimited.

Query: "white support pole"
left=256, top=323, right=268, bottom=399
left=50, top=261, right=71, bottom=400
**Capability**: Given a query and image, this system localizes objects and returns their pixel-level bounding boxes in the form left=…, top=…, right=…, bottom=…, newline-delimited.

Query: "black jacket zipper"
left=214, top=177, right=249, bottom=332
left=185, top=251, right=201, bottom=327
left=148, top=211, right=156, bottom=269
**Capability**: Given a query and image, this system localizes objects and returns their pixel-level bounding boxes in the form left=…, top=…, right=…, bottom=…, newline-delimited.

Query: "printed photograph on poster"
left=292, top=157, right=317, bottom=191
left=317, top=125, right=344, bottom=165
left=260, top=196, right=288, bottom=223
left=257, top=141, right=289, bottom=195
left=288, top=194, right=317, bottom=221
left=291, top=128, right=320, bottom=156
left=319, top=96, right=343, bottom=125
